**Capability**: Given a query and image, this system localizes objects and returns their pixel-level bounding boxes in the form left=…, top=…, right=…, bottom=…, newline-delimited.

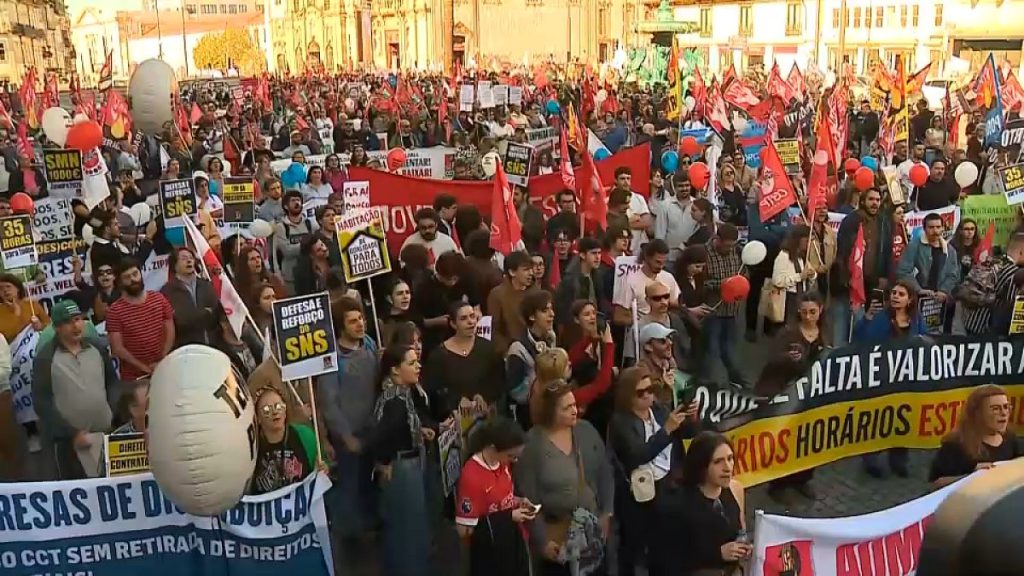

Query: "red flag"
left=849, top=225, right=866, bottom=308
left=98, top=51, right=113, bottom=91
left=16, top=121, right=31, bottom=160
left=42, top=72, right=58, bottom=110
left=766, top=63, right=792, bottom=104
left=974, top=222, right=996, bottom=264
left=19, top=69, right=39, bottom=130
left=705, top=80, right=730, bottom=135
left=0, top=98, right=13, bottom=130
left=577, top=147, right=608, bottom=231
left=807, top=111, right=834, bottom=211
left=438, top=97, right=450, bottom=142
left=756, top=141, right=798, bottom=222
left=189, top=102, right=203, bottom=124
left=489, top=160, right=523, bottom=255
left=787, top=64, right=805, bottom=102
left=906, top=63, right=932, bottom=95
left=295, top=113, right=309, bottom=131
left=721, top=64, right=737, bottom=88
left=691, top=67, right=707, bottom=114
left=1001, top=71, right=1024, bottom=113
left=102, top=90, right=133, bottom=138
left=559, top=125, right=576, bottom=191
left=723, top=80, right=761, bottom=112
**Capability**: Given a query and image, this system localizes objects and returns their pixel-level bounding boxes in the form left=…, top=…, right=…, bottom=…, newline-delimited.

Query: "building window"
left=699, top=7, right=711, bottom=37
left=900, top=5, right=907, bottom=27
left=832, top=8, right=839, bottom=28
left=257, top=4, right=264, bottom=12
left=220, top=4, right=227, bottom=13
left=322, top=0, right=330, bottom=9
left=912, top=5, right=919, bottom=26
left=934, top=4, right=942, bottom=25
left=739, top=5, right=752, bottom=36
left=598, top=7, right=609, bottom=36
left=293, top=0, right=301, bottom=10
left=720, top=49, right=732, bottom=71
left=228, top=4, right=237, bottom=13
left=785, top=2, right=801, bottom=35
left=0, top=42, right=6, bottom=62
left=853, top=7, right=861, bottom=28
left=875, top=7, right=882, bottom=27
left=186, top=4, right=196, bottom=13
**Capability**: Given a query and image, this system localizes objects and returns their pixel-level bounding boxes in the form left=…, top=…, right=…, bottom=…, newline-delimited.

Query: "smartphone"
left=678, top=384, right=697, bottom=407
left=596, top=312, right=608, bottom=334
left=870, top=288, right=885, bottom=306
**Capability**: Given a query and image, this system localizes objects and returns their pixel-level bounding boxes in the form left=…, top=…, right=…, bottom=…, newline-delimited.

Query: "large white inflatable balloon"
left=954, top=161, right=979, bottom=188
left=741, top=240, right=767, bottom=266
left=249, top=219, right=273, bottom=239
left=148, top=346, right=256, bottom=516
left=41, top=107, right=72, bottom=146
left=129, top=59, right=179, bottom=135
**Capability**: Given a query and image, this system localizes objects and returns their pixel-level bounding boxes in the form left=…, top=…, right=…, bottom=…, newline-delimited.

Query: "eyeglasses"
left=634, top=387, right=654, bottom=398
left=260, top=402, right=286, bottom=416
left=649, top=293, right=671, bottom=302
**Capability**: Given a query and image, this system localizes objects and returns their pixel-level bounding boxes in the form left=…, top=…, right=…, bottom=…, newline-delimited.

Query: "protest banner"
left=32, top=197, right=74, bottom=241
left=222, top=178, right=256, bottom=224
left=962, top=194, right=1018, bottom=248
left=272, top=292, right=338, bottom=381
left=504, top=142, right=533, bottom=187
left=438, top=420, right=462, bottom=497
left=459, top=84, right=475, bottom=111
left=8, top=325, right=38, bottom=424
left=366, top=147, right=456, bottom=179
left=775, top=139, right=800, bottom=173
left=105, top=433, right=150, bottom=477
left=1011, top=296, right=1024, bottom=334
left=919, top=296, right=944, bottom=335
left=751, top=474, right=965, bottom=576
left=342, top=181, right=370, bottom=212
left=43, top=148, right=84, bottom=197
left=0, top=214, right=37, bottom=270
left=692, top=335, right=1024, bottom=486
left=526, top=126, right=558, bottom=153
left=826, top=205, right=960, bottom=241
left=336, top=207, right=392, bottom=283
left=160, top=179, right=198, bottom=229
left=0, top=472, right=334, bottom=576
left=998, top=162, right=1024, bottom=205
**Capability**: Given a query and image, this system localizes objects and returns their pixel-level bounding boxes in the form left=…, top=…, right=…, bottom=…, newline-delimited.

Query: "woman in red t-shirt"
left=456, top=417, right=534, bottom=576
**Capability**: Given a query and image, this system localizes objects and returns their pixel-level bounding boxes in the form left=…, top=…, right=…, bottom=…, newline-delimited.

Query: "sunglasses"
left=649, top=293, right=671, bottom=302
left=634, top=386, right=654, bottom=398
left=260, top=402, right=286, bottom=416
left=98, top=269, right=114, bottom=276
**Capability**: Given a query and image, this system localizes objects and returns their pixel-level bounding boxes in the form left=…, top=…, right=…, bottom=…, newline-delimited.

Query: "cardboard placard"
left=919, top=296, right=944, bottom=335
left=504, top=142, right=533, bottom=187
left=998, top=162, right=1024, bottom=205
left=221, top=178, right=256, bottom=224
left=459, top=84, right=475, bottom=112
left=271, top=292, right=339, bottom=381
left=0, top=215, right=37, bottom=270
left=1010, top=295, right=1024, bottom=335
left=493, top=84, right=509, bottom=106
left=104, top=433, right=149, bottom=477
left=478, top=81, right=494, bottom=108
left=159, top=178, right=197, bottom=229
left=43, top=149, right=84, bottom=197
left=32, top=197, right=74, bottom=241
left=882, top=165, right=906, bottom=206
left=342, top=180, right=370, bottom=212
left=509, top=86, right=523, bottom=106
left=336, top=207, right=393, bottom=283
left=775, top=139, right=800, bottom=173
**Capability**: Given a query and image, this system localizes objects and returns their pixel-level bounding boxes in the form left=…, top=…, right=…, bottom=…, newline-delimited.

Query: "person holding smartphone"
left=608, top=367, right=698, bottom=576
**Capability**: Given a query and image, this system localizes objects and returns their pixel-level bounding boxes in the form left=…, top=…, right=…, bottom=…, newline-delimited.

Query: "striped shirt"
left=962, top=258, right=1020, bottom=334
left=106, top=291, right=174, bottom=381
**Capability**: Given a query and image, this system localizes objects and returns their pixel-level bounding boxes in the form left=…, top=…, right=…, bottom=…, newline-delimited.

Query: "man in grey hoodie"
left=271, top=189, right=316, bottom=294
left=317, top=296, right=380, bottom=542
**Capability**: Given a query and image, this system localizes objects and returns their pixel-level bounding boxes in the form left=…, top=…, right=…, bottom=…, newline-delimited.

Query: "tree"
left=192, top=29, right=265, bottom=76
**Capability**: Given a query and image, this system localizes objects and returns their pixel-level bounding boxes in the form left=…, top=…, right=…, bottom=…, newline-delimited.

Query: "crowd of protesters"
left=0, top=60, right=1020, bottom=576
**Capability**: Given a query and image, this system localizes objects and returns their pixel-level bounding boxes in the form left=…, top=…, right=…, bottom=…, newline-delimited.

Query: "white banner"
left=751, top=477, right=966, bottom=576
left=9, top=325, right=39, bottom=424
left=32, top=197, right=74, bottom=242
left=272, top=147, right=456, bottom=180
left=825, top=204, right=960, bottom=240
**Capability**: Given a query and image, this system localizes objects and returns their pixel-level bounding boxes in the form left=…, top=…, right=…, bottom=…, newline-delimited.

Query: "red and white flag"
left=1001, top=71, right=1024, bottom=113
left=974, top=222, right=996, bottom=264
left=723, top=80, right=761, bottom=112
left=183, top=216, right=249, bottom=339
left=756, top=141, right=798, bottom=222
left=489, top=159, right=523, bottom=255
left=787, top=64, right=805, bottom=102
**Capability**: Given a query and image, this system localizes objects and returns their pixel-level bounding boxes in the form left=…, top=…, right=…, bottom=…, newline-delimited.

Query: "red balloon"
left=854, top=166, right=875, bottom=191
left=680, top=136, right=700, bottom=157
left=386, top=148, right=407, bottom=171
left=721, top=275, right=750, bottom=304
left=10, top=192, right=33, bottom=214
left=909, top=164, right=929, bottom=187
left=64, top=120, right=103, bottom=152
left=689, top=161, right=710, bottom=189
left=843, top=158, right=861, bottom=173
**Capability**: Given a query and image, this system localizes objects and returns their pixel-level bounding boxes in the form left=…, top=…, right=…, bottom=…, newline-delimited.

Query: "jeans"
left=829, top=298, right=864, bottom=347
left=700, top=316, right=744, bottom=385
left=327, top=444, right=378, bottom=539
left=380, top=454, right=431, bottom=576
left=862, top=448, right=909, bottom=473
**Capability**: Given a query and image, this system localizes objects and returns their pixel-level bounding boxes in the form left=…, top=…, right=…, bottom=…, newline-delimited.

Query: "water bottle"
left=736, top=528, right=751, bottom=546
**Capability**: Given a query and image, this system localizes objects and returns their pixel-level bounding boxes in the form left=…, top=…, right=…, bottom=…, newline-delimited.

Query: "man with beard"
left=161, top=247, right=219, bottom=348
left=400, top=207, right=458, bottom=267
left=272, top=189, right=316, bottom=294
left=831, top=188, right=892, bottom=345
left=897, top=141, right=928, bottom=201
left=106, top=258, right=175, bottom=382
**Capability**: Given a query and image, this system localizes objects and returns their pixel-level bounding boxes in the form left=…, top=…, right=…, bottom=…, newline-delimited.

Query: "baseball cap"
left=51, top=300, right=84, bottom=325
left=193, top=170, right=209, bottom=183
left=639, top=323, right=676, bottom=346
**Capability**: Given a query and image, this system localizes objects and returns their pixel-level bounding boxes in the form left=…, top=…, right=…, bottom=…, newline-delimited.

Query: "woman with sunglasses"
left=929, top=384, right=1021, bottom=489
left=71, top=255, right=120, bottom=324
left=251, top=387, right=318, bottom=495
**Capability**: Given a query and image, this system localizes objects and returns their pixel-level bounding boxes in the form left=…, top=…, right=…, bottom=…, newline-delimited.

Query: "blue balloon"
left=593, top=148, right=611, bottom=161
left=661, top=150, right=679, bottom=173
left=545, top=99, right=561, bottom=115
left=861, top=156, right=879, bottom=172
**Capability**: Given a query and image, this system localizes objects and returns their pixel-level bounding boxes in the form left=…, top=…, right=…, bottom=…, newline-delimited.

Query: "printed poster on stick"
left=438, top=420, right=462, bottom=496
left=43, top=149, right=84, bottom=197
left=272, top=292, right=339, bottom=381
left=105, top=432, right=150, bottom=477
left=504, top=142, right=533, bottom=187
left=336, top=207, right=392, bottom=283
left=998, top=162, right=1024, bottom=205
left=342, top=181, right=370, bottom=212
left=775, top=139, right=800, bottom=173
left=222, top=178, right=256, bottom=224
left=159, top=178, right=197, bottom=229
left=0, top=215, right=37, bottom=270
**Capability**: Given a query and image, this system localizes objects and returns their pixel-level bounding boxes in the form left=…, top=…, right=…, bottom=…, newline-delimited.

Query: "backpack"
left=956, top=257, right=1005, bottom=309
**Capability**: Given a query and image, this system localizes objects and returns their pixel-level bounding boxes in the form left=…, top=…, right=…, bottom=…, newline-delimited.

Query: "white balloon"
left=129, top=202, right=152, bottom=226
left=41, top=107, right=72, bottom=146
left=741, top=240, right=767, bottom=266
left=129, top=59, right=179, bottom=136
left=595, top=89, right=608, bottom=104
left=813, top=150, right=829, bottom=166
left=81, top=226, right=95, bottom=246
left=249, top=218, right=274, bottom=239
left=684, top=96, right=696, bottom=110
left=954, top=161, right=979, bottom=188
left=148, top=345, right=256, bottom=516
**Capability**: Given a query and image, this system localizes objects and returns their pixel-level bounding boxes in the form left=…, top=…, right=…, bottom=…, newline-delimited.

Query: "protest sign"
left=478, top=81, right=494, bottom=108
left=504, top=142, right=533, bottom=187
left=919, top=296, right=944, bottom=335
left=612, top=254, right=641, bottom=306
left=0, top=472, right=334, bottom=576
left=342, top=180, right=370, bottom=212
left=775, top=139, right=800, bottom=173
left=9, top=325, right=38, bottom=424
left=32, top=197, right=74, bottom=241
left=105, top=432, right=150, bottom=477
left=272, top=292, right=338, bottom=381
left=160, top=178, right=198, bottom=229
left=998, top=162, right=1024, bottom=205
left=438, top=420, right=462, bottom=497
left=526, top=126, right=558, bottom=153
left=476, top=315, right=493, bottom=340
left=509, top=86, right=523, bottom=106
left=336, top=207, right=392, bottom=283
left=493, top=84, right=509, bottom=106
left=962, top=194, right=1017, bottom=248
left=1010, top=296, right=1024, bottom=334
left=222, top=178, right=256, bottom=224
left=691, top=335, right=1024, bottom=486
left=365, top=147, right=456, bottom=179
left=882, top=165, right=906, bottom=206
left=318, top=127, right=334, bottom=156
left=751, top=475, right=965, bottom=576
left=459, top=84, right=475, bottom=112
left=0, top=214, right=37, bottom=270
left=43, top=149, right=84, bottom=197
